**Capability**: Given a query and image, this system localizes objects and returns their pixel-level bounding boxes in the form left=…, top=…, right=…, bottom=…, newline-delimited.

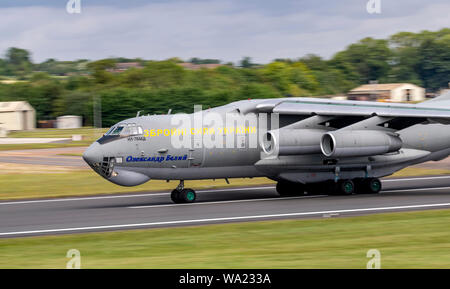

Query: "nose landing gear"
left=171, top=180, right=197, bottom=204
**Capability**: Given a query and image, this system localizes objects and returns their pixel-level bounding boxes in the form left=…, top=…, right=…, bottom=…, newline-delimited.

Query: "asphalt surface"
left=1, top=175, right=450, bottom=238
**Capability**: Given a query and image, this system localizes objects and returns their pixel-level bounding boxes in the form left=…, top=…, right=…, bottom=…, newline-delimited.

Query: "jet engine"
left=320, top=130, right=403, bottom=158
left=261, top=129, right=324, bottom=155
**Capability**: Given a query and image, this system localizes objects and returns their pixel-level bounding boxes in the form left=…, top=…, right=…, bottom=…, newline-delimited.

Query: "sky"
left=0, top=0, right=449, bottom=63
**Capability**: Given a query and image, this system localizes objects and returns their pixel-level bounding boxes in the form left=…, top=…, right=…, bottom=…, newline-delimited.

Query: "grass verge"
left=1, top=209, right=450, bottom=268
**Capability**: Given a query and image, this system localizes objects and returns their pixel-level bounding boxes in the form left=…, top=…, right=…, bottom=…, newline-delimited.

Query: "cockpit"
left=105, top=123, right=144, bottom=136
left=98, top=123, right=144, bottom=144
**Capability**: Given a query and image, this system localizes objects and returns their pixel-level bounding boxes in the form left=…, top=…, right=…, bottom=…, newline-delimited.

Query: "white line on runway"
left=383, top=186, right=450, bottom=193
left=383, top=175, right=450, bottom=182
left=128, top=195, right=327, bottom=209
left=0, top=186, right=275, bottom=206
left=2, top=202, right=450, bottom=237
left=0, top=175, right=449, bottom=206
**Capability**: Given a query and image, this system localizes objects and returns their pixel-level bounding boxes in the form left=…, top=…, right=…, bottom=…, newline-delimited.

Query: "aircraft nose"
left=82, top=142, right=102, bottom=166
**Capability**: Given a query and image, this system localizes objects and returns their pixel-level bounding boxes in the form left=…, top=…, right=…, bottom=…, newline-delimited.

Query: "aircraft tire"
left=180, top=188, right=197, bottom=203
left=171, top=189, right=182, bottom=204
left=362, top=178, right=382, bottom=194
left=276, top=181, right=304, bottom=197
left=306, top=181, right=333, bottom=195
left=334, top=180, right=355, bottom=195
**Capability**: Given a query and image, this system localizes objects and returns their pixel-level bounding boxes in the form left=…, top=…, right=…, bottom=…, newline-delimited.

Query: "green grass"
left=7, top=127, right=106, bottom=138
left=0, top=171, right=274, bottom=200
left=390, top=167, right=450, bottom=177
left=1, top=209, right=450, bottom=268
left=0, top=142, right=91, bottom=150
left=57, top=153, right=83, bottom=157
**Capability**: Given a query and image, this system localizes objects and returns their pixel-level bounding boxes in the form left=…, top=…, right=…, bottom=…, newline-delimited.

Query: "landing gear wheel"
left=364, top=178, right=382, bottom=194
left=180, top=188, right=196, bottom=203
left=171, top=189, right=182, bottom=203
left=306, top=182, right=332, bottom=195
left=171, top=188, right=197, bottom=203
left=335, top=180, right=355, bottom=195
left=276, top=181, right=305, bottom=197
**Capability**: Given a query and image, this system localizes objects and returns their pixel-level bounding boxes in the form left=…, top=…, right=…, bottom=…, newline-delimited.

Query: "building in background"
left=56, top=115, right=82, bottom=129
left=348, top=83, right=425, bottom=102
left=0, top=101, right=36, bottom=131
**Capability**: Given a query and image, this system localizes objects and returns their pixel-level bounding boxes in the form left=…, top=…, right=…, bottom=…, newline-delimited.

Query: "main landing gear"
left=276, top=181, right=306, bottom=197
left=171, top=180, right=197, bottom=204
left=276, top=178, right=382, bottom=197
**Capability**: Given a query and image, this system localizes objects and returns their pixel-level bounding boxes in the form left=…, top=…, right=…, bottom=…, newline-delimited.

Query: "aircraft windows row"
left=105, top=123, right=143, bottom=136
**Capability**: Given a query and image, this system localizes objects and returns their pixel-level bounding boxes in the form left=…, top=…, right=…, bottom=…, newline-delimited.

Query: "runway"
left=1, top=175, right=450, bottom=238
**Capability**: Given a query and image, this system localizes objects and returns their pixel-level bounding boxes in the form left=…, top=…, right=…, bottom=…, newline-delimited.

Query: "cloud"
left=0, top=0, right=449, bottom=63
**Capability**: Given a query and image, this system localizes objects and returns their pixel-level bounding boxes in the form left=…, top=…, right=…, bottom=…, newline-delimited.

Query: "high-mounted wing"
left=256, top=97, right=450, bottom=120
left=254, top=96, right=450, bottom=160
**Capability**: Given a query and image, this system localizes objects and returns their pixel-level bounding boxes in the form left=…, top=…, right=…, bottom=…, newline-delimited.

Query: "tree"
left=0, top=59, right=6, bottom=76
left=4, top=47, right=33, bottom=77
left=418, top=34, right=450, bottom=90
left=330, top=38, right=392, bottom=84
left=240, top=57, right=254, bottom=68
left=189, top=58, right=221, bottom=64
left=86, top=59, right=116, bottom=84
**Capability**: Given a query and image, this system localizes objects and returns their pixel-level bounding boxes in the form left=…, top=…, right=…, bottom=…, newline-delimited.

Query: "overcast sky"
left=0, top=0, right=449, bottom=63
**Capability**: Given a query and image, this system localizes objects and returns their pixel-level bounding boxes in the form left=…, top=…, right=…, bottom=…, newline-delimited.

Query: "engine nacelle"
left=320, top=130, right=403, bottom=158
left=261, top=129, right=324, bottom=155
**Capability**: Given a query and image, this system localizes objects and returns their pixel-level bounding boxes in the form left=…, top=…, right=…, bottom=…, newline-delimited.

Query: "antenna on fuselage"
left=136, top=110, right=143, bottom=117
left=167, top=109, right=172, bottom=115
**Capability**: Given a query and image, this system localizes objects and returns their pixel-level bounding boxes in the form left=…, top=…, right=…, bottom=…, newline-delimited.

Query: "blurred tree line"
left=0, top=28, right=448, bottom=127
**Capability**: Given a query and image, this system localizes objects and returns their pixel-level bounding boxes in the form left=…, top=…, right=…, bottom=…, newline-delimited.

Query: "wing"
left=246, top=96, right=450, bottom=181
left=257, top=97, right=450, bottom=118
left=252, top=97, right=450, bottom=131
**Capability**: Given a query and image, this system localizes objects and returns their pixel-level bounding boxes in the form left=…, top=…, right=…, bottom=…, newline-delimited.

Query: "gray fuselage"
left=83, top=98, right=450, bottom=186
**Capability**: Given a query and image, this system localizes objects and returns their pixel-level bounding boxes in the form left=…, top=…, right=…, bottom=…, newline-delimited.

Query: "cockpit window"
left=105, top=126, right=115, bottom=135
left=110, top=126, right=124, bottom=136
left=104, top=123, right=143, bottom=137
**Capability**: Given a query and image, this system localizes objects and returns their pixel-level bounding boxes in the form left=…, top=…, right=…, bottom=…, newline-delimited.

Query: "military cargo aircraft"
left=83, top=92, right=450, bottom=203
